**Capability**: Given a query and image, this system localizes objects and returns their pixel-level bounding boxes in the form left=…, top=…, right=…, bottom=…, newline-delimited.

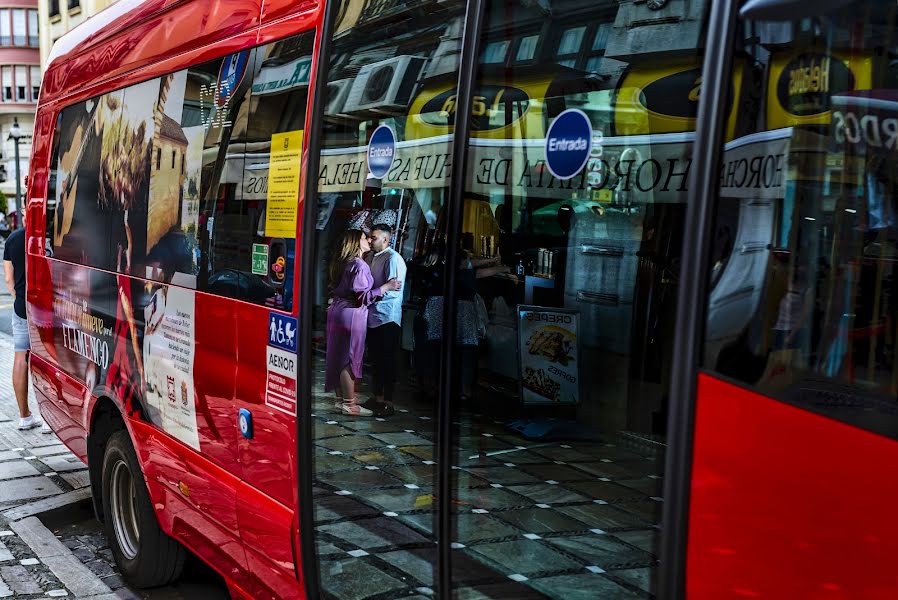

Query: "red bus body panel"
left=688, top=374, right=898, bottom=599
left=27, top=0, right=322, bottom=597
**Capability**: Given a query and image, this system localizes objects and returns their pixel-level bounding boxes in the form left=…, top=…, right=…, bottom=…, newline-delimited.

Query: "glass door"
left=303, top=0, right=714, bottom=598
left=450, top=0, right=711, bottom=598
left=304, top=0, right=463, bottom=597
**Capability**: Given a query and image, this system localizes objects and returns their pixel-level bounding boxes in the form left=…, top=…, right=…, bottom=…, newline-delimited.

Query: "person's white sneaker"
left=17, top=415, right=41, bottom=430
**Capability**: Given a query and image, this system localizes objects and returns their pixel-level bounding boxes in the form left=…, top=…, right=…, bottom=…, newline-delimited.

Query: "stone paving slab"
left=2, top=488, right=93, bottom=521
left=0, top=330, right=114, bottom=598
left=0, top=475, right=63, bottom=503
left=0, top=459, right=39, bottom=480
left=42, top=555, right=113, bottom=597
left=29, top=443, right=70, bottom=457
left=41, top=454, right=89, bottom=473
left=62, top=470, right=92, bottom=489
left=11, top=517, right=70, bottom=559
left=0, top=564, right=41, bottom=595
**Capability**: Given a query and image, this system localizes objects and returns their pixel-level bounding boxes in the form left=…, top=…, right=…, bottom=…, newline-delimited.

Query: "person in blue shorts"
left=3, top=212, right=41, bottom=430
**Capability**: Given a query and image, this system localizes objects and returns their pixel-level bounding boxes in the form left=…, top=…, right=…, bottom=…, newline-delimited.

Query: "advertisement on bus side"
left=36, top=261, right=202, bottom=449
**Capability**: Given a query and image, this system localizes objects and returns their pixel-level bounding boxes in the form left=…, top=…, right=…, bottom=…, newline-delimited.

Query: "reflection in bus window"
left=705, top=1, right=898, bottom=440
left=305, top=0, right=710, bottom=598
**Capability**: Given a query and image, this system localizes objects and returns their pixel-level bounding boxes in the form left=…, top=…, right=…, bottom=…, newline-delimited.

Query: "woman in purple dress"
left=326, top=229, right=401, bottom=416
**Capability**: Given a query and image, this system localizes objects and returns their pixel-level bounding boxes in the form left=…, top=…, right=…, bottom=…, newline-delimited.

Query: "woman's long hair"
left=328, top=229, right=364, bottom=291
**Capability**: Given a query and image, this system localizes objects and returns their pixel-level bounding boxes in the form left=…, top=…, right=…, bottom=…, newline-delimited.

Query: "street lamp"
left=8, top=117, right=21, bottom=229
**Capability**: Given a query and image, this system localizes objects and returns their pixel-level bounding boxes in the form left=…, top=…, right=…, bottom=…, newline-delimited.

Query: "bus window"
left=705, top=0, right=898, bottom=440
left=187, top=52, right=263, bottom=302
left=303, top=0, right=711, bottom=598
left=49, top=89, right=125, bottom=272
left=305, top=0, right=465, bottom=595
left=240, top=30, right=316, bottom=311
left=451, top=0, right=710, bottom=596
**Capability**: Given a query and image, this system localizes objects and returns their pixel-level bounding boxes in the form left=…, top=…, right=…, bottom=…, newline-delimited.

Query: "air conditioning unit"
left=344, top=56, right=427, bottom=114
left=325, top=78, right=353, bottom=116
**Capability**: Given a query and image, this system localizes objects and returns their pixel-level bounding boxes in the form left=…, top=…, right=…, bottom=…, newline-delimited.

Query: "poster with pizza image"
left=517, top=306, right=580, bottom=405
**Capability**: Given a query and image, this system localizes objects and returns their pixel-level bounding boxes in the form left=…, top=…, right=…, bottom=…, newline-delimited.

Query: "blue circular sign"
left=367, top=125, right=396, bottom=179
left=544, top=109, right=593, bottom=180
left=217, top=51, right=251, bottom=108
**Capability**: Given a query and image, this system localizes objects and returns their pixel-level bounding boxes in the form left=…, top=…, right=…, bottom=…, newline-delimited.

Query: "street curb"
left=6, top=494, right=112, bottom=598
left=1, top=488, right=92, bottom=521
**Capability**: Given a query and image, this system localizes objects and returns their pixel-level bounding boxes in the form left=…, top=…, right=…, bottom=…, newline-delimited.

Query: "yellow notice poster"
left=265, top=130, right=304, bottom=238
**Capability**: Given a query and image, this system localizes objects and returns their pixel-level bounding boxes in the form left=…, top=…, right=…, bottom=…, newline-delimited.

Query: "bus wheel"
left=102, top=430, right=185, bottom=587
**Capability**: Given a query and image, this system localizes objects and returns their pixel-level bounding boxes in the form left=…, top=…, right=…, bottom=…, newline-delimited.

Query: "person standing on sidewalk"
left=364, top=224, right=407, bottom=417
left=3, top=212, right=41, bottom=430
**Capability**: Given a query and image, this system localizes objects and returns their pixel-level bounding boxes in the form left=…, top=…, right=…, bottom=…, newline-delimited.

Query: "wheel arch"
left=86, top=396, right=127, bottom=523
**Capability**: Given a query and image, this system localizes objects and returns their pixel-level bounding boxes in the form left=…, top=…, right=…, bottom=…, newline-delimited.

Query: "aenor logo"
left=420, top=86, right=530, bottom=130
left=777, top=53, right=854, bottom=116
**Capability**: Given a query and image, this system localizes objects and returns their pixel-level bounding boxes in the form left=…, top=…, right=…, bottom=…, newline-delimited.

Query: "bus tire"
left=101, top=430, right=185, bottom=587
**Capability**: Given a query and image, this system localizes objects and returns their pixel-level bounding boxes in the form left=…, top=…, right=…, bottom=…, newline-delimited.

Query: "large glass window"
left=450, top=0, right=710, bottom=597
left=46, top=38, right=310, bottom=311
left=705, top=0, right=898, bottom=440
left=304, top=0, right=710, bottom=598
left=305, top=0, right=464, bottom=597
left=12, top=9, right=24, bottom=46
left=27, top=9, right=37, bottom=47
left=0, top=9, right=10, bottom=46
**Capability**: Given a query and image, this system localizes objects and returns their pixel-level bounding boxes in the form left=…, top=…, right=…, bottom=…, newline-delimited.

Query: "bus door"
left=687, top=0, right=898, bottom=596
left=300, top=0, right=713, bottom=598
left=224, top=29, right=316, bottom=600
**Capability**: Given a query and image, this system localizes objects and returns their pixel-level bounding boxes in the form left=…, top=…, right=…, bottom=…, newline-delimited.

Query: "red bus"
left=24, top=0, right=898, bottom=597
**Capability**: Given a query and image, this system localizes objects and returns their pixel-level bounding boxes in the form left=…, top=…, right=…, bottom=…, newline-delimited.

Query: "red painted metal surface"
left=688, top=373, right=898, bottom=599
left=26, top=0, right=323, bottom=596
left=41, top=0, right=264, bottom=102
left=236, top=481, right=303, bottom=599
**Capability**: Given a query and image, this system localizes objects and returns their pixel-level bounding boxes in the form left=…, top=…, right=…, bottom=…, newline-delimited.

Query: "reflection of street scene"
left=147, top=72, right=201, bottom=287
left=100, top=78, right=158, bottom=276
left=52, top=79, right=158, bottom=277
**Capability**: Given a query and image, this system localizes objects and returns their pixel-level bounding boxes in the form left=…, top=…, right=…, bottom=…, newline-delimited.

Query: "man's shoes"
left=17, top=415, right=42, bottom=430
left=361, top=398, right=395, bottom=417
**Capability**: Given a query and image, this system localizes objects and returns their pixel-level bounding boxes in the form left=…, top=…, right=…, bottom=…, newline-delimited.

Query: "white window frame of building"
left=0, top=9, right=10, bottom=46
left=2, top=66, right=11, bottom=102
left=12, top=9, right=24, bottom=46
left=27, top=9, right=37, bottom=47
left=29, top=66, right=39, bottom=102
left=15, top=65, right=26, bottom=102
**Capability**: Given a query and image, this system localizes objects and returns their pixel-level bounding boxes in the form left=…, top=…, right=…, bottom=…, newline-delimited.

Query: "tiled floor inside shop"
left=310, top=359, right=661, bottom=600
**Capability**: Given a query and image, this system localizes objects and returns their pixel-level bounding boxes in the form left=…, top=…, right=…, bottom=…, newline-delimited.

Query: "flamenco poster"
left=38, top=260, right=200, bottom=448
left=517, top=306, right=580, bottom=405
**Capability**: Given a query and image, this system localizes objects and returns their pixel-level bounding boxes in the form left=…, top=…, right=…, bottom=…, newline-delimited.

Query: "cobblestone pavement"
left=0, top=325, right=111, bottom=599
left=0, top=294, right=228, bottom=599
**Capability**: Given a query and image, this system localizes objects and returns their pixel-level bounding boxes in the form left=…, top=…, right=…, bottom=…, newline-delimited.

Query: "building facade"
left=0, top=0, right=38, bottom=219
left=37, top=0, right=116, bottom=68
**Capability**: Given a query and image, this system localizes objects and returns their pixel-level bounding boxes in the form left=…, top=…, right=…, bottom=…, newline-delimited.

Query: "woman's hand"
left=381, top=277, right=402, bottom=293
